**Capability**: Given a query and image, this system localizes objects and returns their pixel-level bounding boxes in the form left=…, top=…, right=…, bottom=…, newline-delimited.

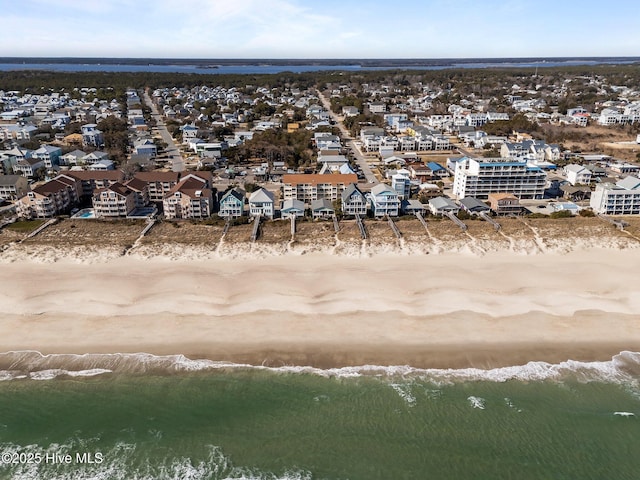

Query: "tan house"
left=488, top=193, right=521, bottom=215
left=0, top=174, right=30, bottom=201
left=16, top=174, right=80, bottom=218
left=163, top=175, right=213, bottom=219
left=93, top=182, right=136, bottom=218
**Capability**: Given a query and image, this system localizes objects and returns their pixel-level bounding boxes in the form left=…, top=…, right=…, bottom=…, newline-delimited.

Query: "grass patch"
left=5, top=219, right=45, bottom=232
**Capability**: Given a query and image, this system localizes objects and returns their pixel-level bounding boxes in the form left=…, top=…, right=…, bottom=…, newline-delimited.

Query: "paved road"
left=316, top=90, right=378, bottom=184
left=142, top=90, right=185, bottom=171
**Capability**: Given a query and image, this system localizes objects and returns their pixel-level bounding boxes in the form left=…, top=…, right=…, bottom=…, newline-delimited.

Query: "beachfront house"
left=249, top=188, right=275, bottom=219
left=341, top=183, right=367, bottom=217
left=281, top=199, right=305, bottom=219
left=428, top=196, right=460, bottom=216
left=368, top=183, right=400, bottom=217
left=311, top=199, right=335, bottom=219
left=459, top=197, right=491, bottom=214
left=218, top=188, right=246, bottom=219
left=488, top=193, right=522, bottom=215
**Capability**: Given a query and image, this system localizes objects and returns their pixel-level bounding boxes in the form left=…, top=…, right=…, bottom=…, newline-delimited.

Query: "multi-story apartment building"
left=282, top=174, right=358, bottom=203
left=67, top=170, right=125, bottom=198
left=134, top=171, right=180, bottom=203
left=590, top=176, right=640, bottom=215
left=163, top=176, right=213, bottom=219
left=93, top=182, right=136, bottom=218
left=453, top=157, right=547, bottom=199
left=16, top=174, right=80, bottom=218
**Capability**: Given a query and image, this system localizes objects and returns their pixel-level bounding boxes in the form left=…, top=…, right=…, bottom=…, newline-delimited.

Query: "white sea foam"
left=2, top=350, right=640, bottom=387
left=390, top=383, right=417, bottom=407
left=0, top=441, right=311, bottom=480
left=468, top=396, right=486, bottom=409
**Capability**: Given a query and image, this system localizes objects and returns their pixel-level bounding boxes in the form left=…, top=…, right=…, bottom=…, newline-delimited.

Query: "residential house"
left=564, top=164, right=592, bottom=186
left=32, top=145, right=62, bottom=168
left=180, top=124, right=199, bottom=144
left=249, top=188, right=275, bottom=219
left=163, top=175, right=213, bottom=219
left=341, top=183, right=367, bottom=217
left=82, top=151, right=110, bottom=165
left=368, top=102, right=387, bottom=114
left=488, top=193, right=522, bottom=215
left=218, top=187, right=246, bottom=219
left=0, top=174, right=30, bottom=201
left=281, top=199, right=305, bottom=219
left=590, top=176, right=640, bottom=215
left=428, top=196, right=460, bottom=215
left=81, top=124, right=104, bottom=148
left=342, top=106, right=359, bottom=117
left=610, top=163, right=640, bottom=175
left=14, top=158, right=45, bottom=178
left=0, top=123, right=38, bottom=144
left=93, top=182, right=136, bottom=218
left=0, top=147, right=32, bottom=174
left=368, top=183, right=400, bottom=217
left=459, top=197, right=491, bottom=213
left=311, top=198, right=335, bottom=218
left=133, top=138, right=157, bottom=158
left=391, top=170, right=411, bottom=200
left=560, top=185, right=591, bottom=202
left=60, top=149, right=87, bottom=166
left=16, top=174, right=80, bottom=218
left=401, top=199, right=426, bottom=215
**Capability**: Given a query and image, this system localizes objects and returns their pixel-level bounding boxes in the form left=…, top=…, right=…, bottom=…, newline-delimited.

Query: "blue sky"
left=2, top=0, right=639, bottom=58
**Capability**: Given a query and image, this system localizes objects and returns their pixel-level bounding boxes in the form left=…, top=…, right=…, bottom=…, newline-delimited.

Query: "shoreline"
left=2, top=250, right=640, bottom=370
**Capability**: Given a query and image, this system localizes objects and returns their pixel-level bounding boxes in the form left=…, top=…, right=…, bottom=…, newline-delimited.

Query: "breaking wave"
left=0, top=441, right=311, bottom=480
left=1, top=350, right=640, bottom=386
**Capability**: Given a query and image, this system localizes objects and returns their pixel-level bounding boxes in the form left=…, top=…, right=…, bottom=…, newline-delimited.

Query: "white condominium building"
left=452, top=157, right=547, bottom=199
left=590, top=176, right=640, bottom=215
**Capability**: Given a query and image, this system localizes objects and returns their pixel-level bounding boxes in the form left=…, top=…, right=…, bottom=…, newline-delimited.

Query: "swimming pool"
left=72, top=209, right=96, bottom=219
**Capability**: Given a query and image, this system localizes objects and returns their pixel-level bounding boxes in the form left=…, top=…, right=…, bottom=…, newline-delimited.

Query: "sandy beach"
left=1, top=249, right=640, bottom=369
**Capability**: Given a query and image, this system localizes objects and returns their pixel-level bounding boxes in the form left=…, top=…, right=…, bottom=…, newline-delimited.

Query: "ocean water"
left=1, top=351, right=640, bottom=479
